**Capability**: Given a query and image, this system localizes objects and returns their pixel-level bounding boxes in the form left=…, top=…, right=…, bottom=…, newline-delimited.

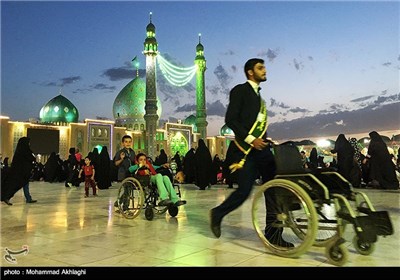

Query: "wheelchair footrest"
left=354, top=216, right=378, bottom=243
left=368, top=211, right=394, bottom=236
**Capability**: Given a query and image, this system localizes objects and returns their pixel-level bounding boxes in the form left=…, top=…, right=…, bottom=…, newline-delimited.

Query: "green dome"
left=113, top=76, right=162, bottom=130
left=220, top=124, right=234, bottom=136
left=184, top=114, right=197, bottom=133
left=39, top=94, right=79, bottom=125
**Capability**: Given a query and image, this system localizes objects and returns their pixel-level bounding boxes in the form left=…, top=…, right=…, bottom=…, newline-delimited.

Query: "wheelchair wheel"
left=325, top=238, right=349, bottom=266
left=168, top=204, right=179, bottom=217
left=352, top=235, right=375, bottom=255
left=117, top=177, right=144, bottom=219
left=145, top=206, right=154, bottom=221
left=252, top=179, right=318, bottom=258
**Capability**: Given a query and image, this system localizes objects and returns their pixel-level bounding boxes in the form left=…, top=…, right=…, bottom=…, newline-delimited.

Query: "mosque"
left=0, top=14, right=234, bottom=163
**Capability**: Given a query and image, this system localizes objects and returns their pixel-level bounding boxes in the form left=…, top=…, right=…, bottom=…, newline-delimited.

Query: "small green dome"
left=113, top=76, right=162, bottom=130
left=146, top=22, right=155, bottom=32
left=39, top=94, right=79, bottom=125
left=196, top=42, right=204, bottom=52
left=184, top=114, right=197, bottom=133
left=220, top=124, right=234, bottom=136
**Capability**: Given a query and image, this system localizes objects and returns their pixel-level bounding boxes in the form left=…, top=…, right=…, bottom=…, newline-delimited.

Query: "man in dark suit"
left=209, top=58, right=293, bottom=247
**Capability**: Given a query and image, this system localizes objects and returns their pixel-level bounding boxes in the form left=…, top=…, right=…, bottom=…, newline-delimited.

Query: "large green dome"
left=39, top=94, right=79, bottom=125
left=183, top=114, right=197, bottom=133
left=113, top=76, right=162, bottom=130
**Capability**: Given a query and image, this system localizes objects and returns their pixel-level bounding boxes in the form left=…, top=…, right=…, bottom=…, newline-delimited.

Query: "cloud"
left=382, top=62, right=392, bottom=67
left=221, top=50, right=235, bottom=55
left=374, top=93, right=400, bottom=105
left=292, top=58, right=304, bottom=71
left=213, top=64, right=232, bottom=86
left=175, top=103, right=197, bottom=113
left=60, top=76, right=81, bottom=86
left=72, top=83, right=116, bottom=94
left=270, top=98, right=290, bottom=109
left=289, top=107, right=310, bottom=114
left=257, top=48, right=279, bottom=62
left=350, top=95, right=375, bottom=103
left=206, top=100, right=226, bottom=117
left=268, top=102, right=400, bottom=140
left=38, top=76, right=81, bottom=87
left=102, top=61, right=145, bottom=81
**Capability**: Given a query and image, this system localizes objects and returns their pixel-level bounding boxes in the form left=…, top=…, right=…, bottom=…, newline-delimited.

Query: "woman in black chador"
left=1, top=137, right=35, bottom=205
left=331, top=134, right=361, bottom=187
left=183, top=148, right=196, bottom=184
left=154, top=149, right=173, bottom=183
left=194, top=139, right=213, bottom=190
left=97, top=146, right=112, bottom=189
left=365, top=131, right=399, bottom=190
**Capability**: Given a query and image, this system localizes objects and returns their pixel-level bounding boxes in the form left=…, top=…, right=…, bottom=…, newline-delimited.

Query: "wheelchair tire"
left=252, top=179, right=318, bottom=258
left=117, top=177, right=144, bottom=219
left=352, top=235, right=375, bottom=255
left=325, top=239, right=349, bottom=266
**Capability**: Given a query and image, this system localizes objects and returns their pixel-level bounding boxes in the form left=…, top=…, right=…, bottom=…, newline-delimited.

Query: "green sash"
left=230, top=98, right=268, bottom=172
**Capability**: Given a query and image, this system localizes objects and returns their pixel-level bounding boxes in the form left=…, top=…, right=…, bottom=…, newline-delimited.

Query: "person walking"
left=209, top=58, right=293, bottom=247
left=1, top=137, right=36, bottom=205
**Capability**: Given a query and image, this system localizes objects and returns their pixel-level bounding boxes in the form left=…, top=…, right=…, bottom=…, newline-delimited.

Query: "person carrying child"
left=79, top=156, right=97, bottom=198
left=129, top=153, right=186, bottom=207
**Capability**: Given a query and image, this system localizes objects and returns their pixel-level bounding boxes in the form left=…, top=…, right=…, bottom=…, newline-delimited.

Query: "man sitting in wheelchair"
left=129, top=153, right=186, bottom=207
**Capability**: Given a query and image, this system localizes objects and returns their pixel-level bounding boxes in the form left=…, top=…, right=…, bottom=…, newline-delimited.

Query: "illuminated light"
left=157, top=54, right=197, bottom=87
left=317, top=139, right=331, bottom=148
left=95, top=145, right=102, bottom=154
left=54, top=106, right=59, bottom=113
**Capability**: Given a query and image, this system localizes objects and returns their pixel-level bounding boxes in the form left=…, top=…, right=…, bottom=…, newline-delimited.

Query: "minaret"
left=194, top=33, right=207, bottom=140
left=143, top=12, right=159, bottom=159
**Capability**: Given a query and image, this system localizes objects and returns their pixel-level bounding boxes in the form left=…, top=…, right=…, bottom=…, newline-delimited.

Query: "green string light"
left=157, top=53, right=197, bottom=87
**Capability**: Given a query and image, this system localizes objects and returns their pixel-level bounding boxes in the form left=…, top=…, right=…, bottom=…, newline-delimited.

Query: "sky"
left=1, top=0, right=399, bottom=140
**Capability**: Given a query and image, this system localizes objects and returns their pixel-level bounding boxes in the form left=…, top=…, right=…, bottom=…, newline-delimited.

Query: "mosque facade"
left=0, top=15, right=232, bottom=163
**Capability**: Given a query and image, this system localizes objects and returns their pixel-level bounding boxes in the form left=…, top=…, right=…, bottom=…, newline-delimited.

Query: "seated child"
left=129, top=153, right=186, bottom=207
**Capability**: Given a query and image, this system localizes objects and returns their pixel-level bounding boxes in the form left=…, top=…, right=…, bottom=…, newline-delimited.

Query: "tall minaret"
left=143, top=12, right=159, bottom=159
left=194, top=33, right=207, bottom=140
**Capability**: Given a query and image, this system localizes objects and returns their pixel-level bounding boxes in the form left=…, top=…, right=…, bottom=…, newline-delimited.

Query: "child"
left=79, top=156, right=97, bottom=198
left=129, top=153, right=186, bottom=207
left=113, top=135, right=136, bottom=182
left=113, top=135, right=136, bottom=211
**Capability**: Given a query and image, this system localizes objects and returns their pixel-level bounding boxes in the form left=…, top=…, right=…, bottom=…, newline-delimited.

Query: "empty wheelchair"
left=116, top=175, right=182, bottom=221
left=251, top=142, right=393, bottom=266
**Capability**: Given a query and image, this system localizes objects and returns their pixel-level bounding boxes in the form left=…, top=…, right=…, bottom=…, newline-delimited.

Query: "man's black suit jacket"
left=225, top=81, right=263, bottom=142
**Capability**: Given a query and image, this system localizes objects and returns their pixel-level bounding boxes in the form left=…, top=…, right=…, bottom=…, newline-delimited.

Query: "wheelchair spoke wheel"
left=252, top=179, right=318, bottom=258
left=117, top=177, right=144, bottom=219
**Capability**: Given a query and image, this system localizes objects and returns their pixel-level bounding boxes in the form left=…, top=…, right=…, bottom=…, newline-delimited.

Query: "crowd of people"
left=1, top=131, right=399, bottom=207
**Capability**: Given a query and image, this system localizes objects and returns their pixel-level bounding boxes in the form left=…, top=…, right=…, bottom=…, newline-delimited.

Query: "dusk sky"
left=1, top=1, right=399, bottom=139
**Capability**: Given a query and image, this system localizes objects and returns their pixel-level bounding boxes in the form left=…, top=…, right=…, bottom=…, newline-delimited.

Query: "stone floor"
left=1, top=180, right=399, bottom=268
